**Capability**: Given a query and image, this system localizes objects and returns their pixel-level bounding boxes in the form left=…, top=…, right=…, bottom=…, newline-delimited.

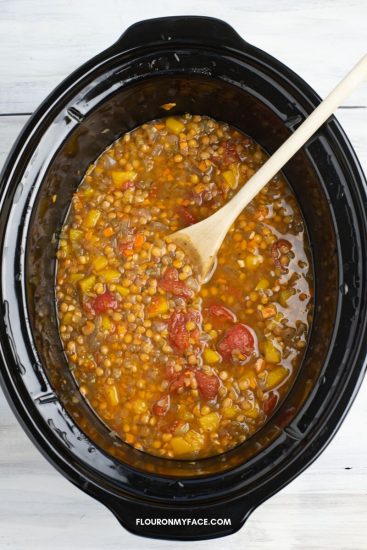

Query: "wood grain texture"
left=0, top=1, right=367, bottom=549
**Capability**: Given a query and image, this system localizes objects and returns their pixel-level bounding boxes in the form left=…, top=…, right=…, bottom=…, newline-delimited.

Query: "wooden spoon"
left=170, top=54, right=367, bottom=282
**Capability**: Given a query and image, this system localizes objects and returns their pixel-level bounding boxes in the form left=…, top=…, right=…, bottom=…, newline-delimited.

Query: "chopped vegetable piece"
left=161, top=102, right=176, bottom=111
left=203, top=348, right=221, bottom=363
left=222, top=169, right=237, bottom=189
left=194, top=370, right=220, bottom=400
left=264, top=366, right=288, bottom=390
left=79, top=275, right=96, bottom=293
left=101, top=315, right=114, bottom=331
left=170, top=436, right=193, bottom=456
left=261, top=304, right=277, bottom=319
left=184, top=430, right=205, bottom=452
left=69, top=228, right=83, bottom=240
left=168, top=313, right=190, bottom=352
left=134, top=234, right=145, bottom=249
left=239, top=369, right=257, bottom=389
left=176, top=205, right=197, bottom=226
left=169, top=371, right=189, bottom=393
left=103, top=227, right=114, bottom=237
left=206, top=304, right=237, bottom=322
left=263, top=392, right=278, bottom=416
left=158, top=267, right=193, bottom=298
left=147, top=295, right=169, bottom=318
left=199, top=412, right=220, bottom=432
left=152, top=394, right=170, bottom=416
left=133, top=399, right=148, bottom=414
left=244, top=403, right=260, bottom=419
left=70, top=273, right=84, bottom=283
left=223, top=406, right=240, bottom=419
left=119, top=240, right=134, bottom=256
left=218, top=324, right=256, bottom=360
left=263, top=340, right=281, bottom=363
left=84, top=209, right=101, bottom=228
left=115, top=285, right=129, bottom=297
left=106, top=385, right=119, bottom=406
left=279, top=289, right=296, bottom=307
left=98, top=269, right=120, bottom=282
left=245, top=254, right=262, bottom=269
left=82, top=321, right=95, bottom=336
left=221, top=139, right=240, bottom=165
left=82, top=186, right=94, bottom=197
left=165, top=117, right=184, bottom=134
left=90, top=291, right=118, bottom=314
left=92, top=255, right=108, bottom=271
left=111, top=170, right=137, bottom=186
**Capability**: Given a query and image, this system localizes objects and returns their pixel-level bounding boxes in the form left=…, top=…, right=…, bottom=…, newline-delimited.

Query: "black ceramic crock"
left=0, top=16, right=367, bottom=541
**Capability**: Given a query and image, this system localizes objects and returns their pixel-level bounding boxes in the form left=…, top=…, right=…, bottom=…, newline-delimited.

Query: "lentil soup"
left=56, top=114, right=313, bottom=459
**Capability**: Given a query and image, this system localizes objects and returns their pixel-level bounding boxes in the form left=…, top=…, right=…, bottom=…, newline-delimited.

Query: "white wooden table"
left=1, top=1, right=366, bottom=549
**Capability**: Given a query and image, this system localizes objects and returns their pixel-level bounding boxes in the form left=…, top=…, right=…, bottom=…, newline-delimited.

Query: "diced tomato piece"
left=82, top=300, right=95, bottom=317
left=191, top=328, right=201, bottom=345
left=222, top=139, right=240, bottom=165
left=152, top=394, right=170, bottom=416
left=263, top=392, right=278, bottom=416
left=90, top=291, right=118, bottom=315
left=121, top=180, right=135, bottom=190
left=194, top=370, right=220, bottom=400
left=169, top=371, right=188, bottom=392
left=169, top=365, right=219, bottom=399
left=168, top=310, right=201, bottom=352
left=165, top=364, right=177, bottom=380
left=166, top=420, right=180, bottom=434
left=176, top=205, right=197, bottom=226
left=119, top=240, right=134, bottom=257
left=163, top=267, right=179, bottom=281
left=206, top=304, right=237, bottom=322
left=218, top=324, right=255, bottom=360
left=168, top=312, right=191, bottom=352
left=159, top=267, right=193, bottom=299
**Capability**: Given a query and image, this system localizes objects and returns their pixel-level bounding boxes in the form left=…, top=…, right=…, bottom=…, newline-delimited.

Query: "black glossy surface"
left=0, top=16, right=367, bottom=541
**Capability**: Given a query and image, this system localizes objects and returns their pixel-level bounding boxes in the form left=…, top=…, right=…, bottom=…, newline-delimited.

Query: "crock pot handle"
left=106, top=495, right=254, bottom=540
left=114, top=16, right=248, bottom=52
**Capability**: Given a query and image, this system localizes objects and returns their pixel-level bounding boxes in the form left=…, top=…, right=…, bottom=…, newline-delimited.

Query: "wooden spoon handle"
left=171, top=54, right=367, bottom=281
left=221, top=53, right=367, bottom=223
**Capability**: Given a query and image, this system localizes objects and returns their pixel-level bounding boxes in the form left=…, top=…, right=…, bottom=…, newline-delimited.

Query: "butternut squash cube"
left=264, top=366, right=288, bottom=390
left=264, top=340, right=281, bottom=363
left=106, top=385, right=119, bottom=407
left=199, top=412, right=220, bottom=432
left=203, top=348, right=221, bottom=364
left=78, top=275, right=96, bottom=293
left=111, top=170, right=137, bottom=186
left=165, top=117, right=184, bottom=134
left=84, top=209, right=101, bottom=228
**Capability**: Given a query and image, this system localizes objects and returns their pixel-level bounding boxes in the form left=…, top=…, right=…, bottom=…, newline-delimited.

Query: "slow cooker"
left=0, top=16, right=366, bottom=541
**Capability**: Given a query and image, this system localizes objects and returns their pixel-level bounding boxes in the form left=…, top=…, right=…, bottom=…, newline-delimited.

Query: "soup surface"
left=56, top=114, right=313, bottom=459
